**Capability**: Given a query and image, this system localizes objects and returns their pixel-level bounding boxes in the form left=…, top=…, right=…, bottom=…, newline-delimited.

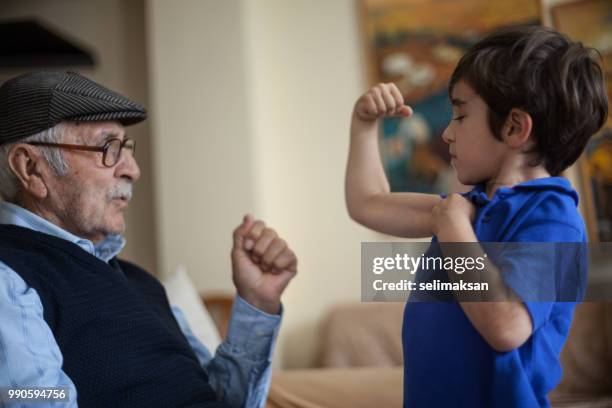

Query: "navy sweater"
left=0, top=225, right=229, bottom=408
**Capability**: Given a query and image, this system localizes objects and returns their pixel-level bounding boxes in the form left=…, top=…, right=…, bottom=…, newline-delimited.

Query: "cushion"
left=161, top=265, right=222, bottom=352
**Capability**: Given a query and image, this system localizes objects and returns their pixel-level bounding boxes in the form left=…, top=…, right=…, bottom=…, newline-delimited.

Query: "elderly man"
left=0, top=72, right=297, bottom=408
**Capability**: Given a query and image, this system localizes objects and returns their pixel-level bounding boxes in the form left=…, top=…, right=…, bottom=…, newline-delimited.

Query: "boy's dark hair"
left=449, top=25, right=608, bottom=176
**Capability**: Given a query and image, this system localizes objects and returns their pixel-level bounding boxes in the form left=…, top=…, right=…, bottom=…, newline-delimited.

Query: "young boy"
left=346, top=26, right=608, bottom=407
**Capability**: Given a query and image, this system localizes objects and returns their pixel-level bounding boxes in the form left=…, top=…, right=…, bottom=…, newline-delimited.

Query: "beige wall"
left=146, top=0, right=256, bottom=287
left=0, top=0, right=158, bottom=275
left=147, top=0, right=392, bottom=368
left=242, top=0, right=380, bottom=368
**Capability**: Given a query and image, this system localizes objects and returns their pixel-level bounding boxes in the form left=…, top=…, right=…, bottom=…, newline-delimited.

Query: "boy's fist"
left=354, top=83, right=413, bottom=121
left=431, top=193, right=476, bottom=237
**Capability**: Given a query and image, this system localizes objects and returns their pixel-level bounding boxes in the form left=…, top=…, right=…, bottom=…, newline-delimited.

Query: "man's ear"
left=8, top=144, right=49, bottom=199
left=502, top=108, right=533, bottom=149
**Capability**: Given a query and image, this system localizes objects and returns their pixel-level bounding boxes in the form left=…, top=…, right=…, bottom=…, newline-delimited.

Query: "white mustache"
left=106, top=182, right=133, bottom=202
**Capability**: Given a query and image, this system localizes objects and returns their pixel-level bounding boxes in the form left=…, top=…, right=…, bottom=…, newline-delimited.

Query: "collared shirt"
left=0, top=201, right=280, bottom=408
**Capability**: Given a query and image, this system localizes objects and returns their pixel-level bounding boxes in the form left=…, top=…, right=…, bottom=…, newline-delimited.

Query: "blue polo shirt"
left=402, top=177, right=587, bottom=408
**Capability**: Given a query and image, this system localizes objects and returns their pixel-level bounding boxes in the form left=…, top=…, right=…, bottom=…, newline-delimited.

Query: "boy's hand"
left=431, top=193, right=476, bottom=237
left=354, top=83, right=413, bottom=122
left=231, top=215, right=297, bottom=315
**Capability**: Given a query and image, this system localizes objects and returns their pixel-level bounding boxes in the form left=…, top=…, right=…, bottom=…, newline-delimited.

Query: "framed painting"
left=551, top=0, right=612, bottom=242
left=358, top=0, right=540, bottom=193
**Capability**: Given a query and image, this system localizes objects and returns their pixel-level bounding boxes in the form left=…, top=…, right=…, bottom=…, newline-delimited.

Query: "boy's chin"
left=456, top=172, right=473, bottom=185
left=457, top=173, right=487, bottom=186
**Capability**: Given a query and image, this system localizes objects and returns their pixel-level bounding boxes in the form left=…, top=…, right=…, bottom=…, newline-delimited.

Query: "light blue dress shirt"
left=0, top=201, right=281, bottom=408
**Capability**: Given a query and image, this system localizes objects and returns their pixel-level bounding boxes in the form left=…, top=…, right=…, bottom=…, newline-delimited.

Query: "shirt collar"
left=465, top=176, right=578, bottom=207
left=0, top=201, right=125, bottom=262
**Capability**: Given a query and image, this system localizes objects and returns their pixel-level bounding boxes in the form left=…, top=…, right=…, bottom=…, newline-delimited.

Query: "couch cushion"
left=554, top=302, right=612, bottom=395
left=314, top=302, right=404, bottom=367
left=162, top=265, right=222, bottom=352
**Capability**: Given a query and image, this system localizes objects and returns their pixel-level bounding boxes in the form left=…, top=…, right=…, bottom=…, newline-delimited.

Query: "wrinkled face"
left=46, top=121, right=140, bottom=243
left=442, top=80, right=508, bottom=186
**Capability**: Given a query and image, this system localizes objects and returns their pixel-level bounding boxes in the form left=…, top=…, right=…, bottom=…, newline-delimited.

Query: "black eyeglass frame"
left=26, top=137, right=136, bottom=167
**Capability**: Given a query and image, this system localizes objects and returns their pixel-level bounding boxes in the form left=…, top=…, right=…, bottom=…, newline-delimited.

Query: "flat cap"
left=0, top=71, right=147, bottom=145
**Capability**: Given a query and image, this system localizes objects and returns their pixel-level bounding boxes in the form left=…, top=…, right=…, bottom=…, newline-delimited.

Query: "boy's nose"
left=441, top=126, right=454, bottom=144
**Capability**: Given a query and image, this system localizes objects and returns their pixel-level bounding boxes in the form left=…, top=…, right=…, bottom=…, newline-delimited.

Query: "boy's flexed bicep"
left=345, top=82, right=440, bottom=238
left=345, top=191, right=441, bottom=238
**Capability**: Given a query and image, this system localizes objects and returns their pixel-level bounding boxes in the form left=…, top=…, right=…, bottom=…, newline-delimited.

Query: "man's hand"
left=431, top=193, right=476, bottom=238
left=354, top=83, right=413, bottom=122
left=231, top=215, right=297, bottom=314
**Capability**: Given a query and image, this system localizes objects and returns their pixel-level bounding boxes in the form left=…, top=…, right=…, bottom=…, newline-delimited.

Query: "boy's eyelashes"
left=452, top=115, right=466, bottom=122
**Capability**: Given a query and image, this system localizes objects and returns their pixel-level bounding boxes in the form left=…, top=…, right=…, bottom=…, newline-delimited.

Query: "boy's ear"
left=502, top=108, right=533, bottom=149
left=8, top=144, right=50, bottom=200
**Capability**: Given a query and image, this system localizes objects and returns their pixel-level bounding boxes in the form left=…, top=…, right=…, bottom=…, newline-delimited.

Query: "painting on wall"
left=358, top=0, right=540, bottom=193
left=551, top=0, right=612, bottom=242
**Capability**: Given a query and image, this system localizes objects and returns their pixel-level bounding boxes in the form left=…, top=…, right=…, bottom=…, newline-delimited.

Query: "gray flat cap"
left=0, top=71, right=147, bottom=145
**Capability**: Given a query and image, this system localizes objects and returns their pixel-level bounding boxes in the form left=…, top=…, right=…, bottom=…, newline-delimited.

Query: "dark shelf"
left=0, top=20, right=95, bottom=68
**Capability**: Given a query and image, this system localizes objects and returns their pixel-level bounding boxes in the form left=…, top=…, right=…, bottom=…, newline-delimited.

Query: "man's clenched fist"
left=231, top=215, right=297, bottom=314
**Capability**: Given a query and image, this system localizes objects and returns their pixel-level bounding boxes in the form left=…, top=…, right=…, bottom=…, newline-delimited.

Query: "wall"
left=146, top=0, right=256, bottom=288
left=242, top=0, right=400, bottom=368
left=147, top=0, right=393, bottom=368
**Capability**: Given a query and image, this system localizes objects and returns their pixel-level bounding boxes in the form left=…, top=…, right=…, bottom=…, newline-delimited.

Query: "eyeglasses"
left=26, top=137, right=136, bottom=167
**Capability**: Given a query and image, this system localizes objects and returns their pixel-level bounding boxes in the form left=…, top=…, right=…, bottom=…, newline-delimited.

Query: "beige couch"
left=265, top=302, right=612, bottom=408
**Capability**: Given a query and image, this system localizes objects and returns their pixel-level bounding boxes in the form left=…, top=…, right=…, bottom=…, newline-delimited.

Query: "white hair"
left=0, top=123, right=69, bottom=203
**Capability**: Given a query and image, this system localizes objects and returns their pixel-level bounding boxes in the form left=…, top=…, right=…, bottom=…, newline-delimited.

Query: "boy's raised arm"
left=345, top=83, right=441, bottom=238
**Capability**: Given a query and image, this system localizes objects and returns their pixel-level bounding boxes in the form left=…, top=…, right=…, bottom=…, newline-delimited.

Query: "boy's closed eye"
left=451, top=96, right=468, bottom=123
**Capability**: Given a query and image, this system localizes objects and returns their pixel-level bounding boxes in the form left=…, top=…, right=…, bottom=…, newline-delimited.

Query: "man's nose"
left=115, top=150, right=141, bottom=182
